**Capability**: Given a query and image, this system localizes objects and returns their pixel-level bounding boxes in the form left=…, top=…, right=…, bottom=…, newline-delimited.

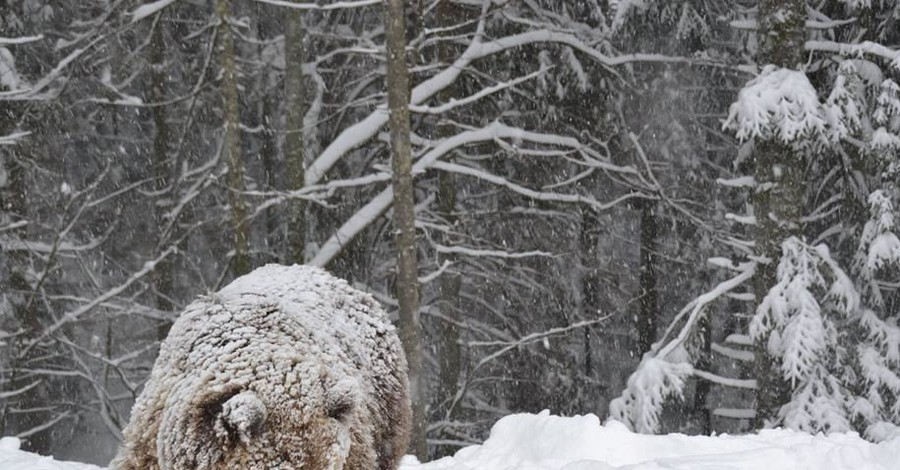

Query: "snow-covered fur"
left=111, top=264, right=411, bottom=470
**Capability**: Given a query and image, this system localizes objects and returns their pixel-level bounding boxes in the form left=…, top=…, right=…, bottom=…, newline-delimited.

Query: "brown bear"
left=111, top=264, right=411, bottom=470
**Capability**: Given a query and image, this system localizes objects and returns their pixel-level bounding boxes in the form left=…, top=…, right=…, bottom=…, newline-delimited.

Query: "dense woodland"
left=2, top=0, right=900, bottom=465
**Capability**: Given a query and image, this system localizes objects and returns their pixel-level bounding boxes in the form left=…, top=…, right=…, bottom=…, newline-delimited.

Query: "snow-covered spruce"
left=111, top=264, right=410, bottom=470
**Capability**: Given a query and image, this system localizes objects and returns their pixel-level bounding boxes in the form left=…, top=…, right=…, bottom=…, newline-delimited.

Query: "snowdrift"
left=4, top=411, right=900, bottom=470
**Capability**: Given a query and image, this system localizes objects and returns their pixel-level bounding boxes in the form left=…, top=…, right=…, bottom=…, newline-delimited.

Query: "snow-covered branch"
left=23, top=246, right=179, bottom=353
left=305, top=28, right=699, bottom=186
left=806, top=40, right=900, bottom=70
left=433, top=161, right=646, bottom=211
left=309, top=122, right=636, bottom=267
left=0, top=131, right=30, bottom=145
left=433, top=244, right=553, bottom=259
left=250, top=0, right=380, bottom=10
left=692, top=369, right=757, bottom=389
left=470, top=317, right=613, bottom=372
left=409, top=67, right=550, bottom=115
left=656, top=262, right=756, bottom=358
left=130, top=0, right=178, bottom=22
left=0, top=35, right=43, bottom=46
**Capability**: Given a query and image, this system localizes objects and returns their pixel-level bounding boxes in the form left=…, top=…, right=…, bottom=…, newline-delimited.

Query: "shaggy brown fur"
left=111, top=265, right=411, bottom=470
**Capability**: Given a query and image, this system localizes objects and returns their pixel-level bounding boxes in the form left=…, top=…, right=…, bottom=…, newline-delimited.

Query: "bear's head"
left=158, top=371, right=366, bottom=470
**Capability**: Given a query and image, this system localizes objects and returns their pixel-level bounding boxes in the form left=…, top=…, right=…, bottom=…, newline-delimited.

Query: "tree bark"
left=216, top=0, right=251, bottom=276
left=434, top=0, right=461, bottom=425
left=284, top=3, right=307, bottom=264
left=580, top=206, right=601, bottom=376
left=384, top=0, right=426, bottom=458
left=751, top=0, right=806, bottom=427
left=150, top=13, right=175, bottom=341
left=637, top=200, right=658, bottom=356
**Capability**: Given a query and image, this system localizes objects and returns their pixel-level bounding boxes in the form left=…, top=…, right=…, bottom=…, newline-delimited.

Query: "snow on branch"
left=656, top=262, right=756, bottom=359
left=250, top=0, right=380, bottom=10
left=22, top=246, right=179, bottom=354
left=0, top=35, right=43, bottom=46
left=433, top=244, right=553, bottom=259
left=305, top=28, right=699, bottom=187
left=130, top=0, right=178, bottom=22
left=610, top=262, right=756, bottom=434
left=692, top=369, right=757, bottom=389
left=432, top=161, right=644, bottom=212
left=806, top=40, right=900, bottom=71
left=723, top=65, right=827, bottom=144
left=609, top=358, right=694, bottom=433
left=409, top=67, right=550, bottom=115
left=470, top=317, right=613, bottom=372
left=0, top=131, right=30, bottom=145
left=0, top=380, right=41, bottom=399
left=308, top=122, right=618, bottom=267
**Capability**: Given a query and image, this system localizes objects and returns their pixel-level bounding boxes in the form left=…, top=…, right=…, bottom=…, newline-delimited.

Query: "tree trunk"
left=216, top=0, right=251, bottom=276
left=580, top=206, right=601, bottom=376
left=0, top=135, right=53, bottom=455
left=434, top=0, right=461, bottom=425
left=436, top=169, right=461, bottom=409
left=284, top=3, right=307, bottom=264
left=384, top=0, right=426, bottom=459
left=637, top=200, right=658, bottom=356
left=752, top=0, right=806, bottom=427
left=694, top=311, right=712, bottom=434
left=150, top=13, right=175, bottom=341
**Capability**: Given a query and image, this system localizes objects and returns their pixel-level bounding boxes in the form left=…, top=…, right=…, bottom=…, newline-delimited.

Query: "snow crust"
left=6, top=412, right=900, bottom=469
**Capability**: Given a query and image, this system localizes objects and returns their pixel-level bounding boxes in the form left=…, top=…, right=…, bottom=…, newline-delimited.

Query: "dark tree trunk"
left=384, top=0, right=426, bottom=458
left=580, top=206, right=602, bottom=376
left=150, top=13, right=175, bottom=341
left=637, top=200, right=658, bottom=356
left=434, top=0, right=462, bottom=425
left=216, top=0, right=251, bottom=276
left=751, top=0, right=806, bottom=427
left=284, top=3, right=307, bottom=264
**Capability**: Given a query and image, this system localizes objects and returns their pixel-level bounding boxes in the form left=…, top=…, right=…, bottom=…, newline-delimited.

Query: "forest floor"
left=3, top=411, right=899, bottom=469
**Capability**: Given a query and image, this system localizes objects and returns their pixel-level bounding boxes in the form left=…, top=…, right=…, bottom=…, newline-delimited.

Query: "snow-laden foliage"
left=847, top=187, right=900, bottom=438
left=824, top=62, right=864, bottom=143
left=873, top=79, right=900, bottom=128
left=854, top=191, right=900, bottom=307
left=723, top=66, right=827, bottom=145
left=751, top=238, right=859, bottom=433
left=780, top=367, right=851, bottom=433
left=608, top=357, right=693, bottom=433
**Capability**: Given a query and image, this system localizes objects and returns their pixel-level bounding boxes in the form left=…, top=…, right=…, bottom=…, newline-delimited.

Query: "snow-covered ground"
left=4, top=411, right=900, bottom=470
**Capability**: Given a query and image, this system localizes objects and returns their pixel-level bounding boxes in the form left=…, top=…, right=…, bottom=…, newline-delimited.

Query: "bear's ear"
left=213, top=391, right=268, bottom=444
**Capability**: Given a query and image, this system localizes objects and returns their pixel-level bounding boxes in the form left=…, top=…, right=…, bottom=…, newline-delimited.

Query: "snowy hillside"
left=5, top=412, right=900, bottom=470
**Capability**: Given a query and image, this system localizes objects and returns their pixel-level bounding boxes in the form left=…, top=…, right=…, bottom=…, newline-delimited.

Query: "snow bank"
left=0, top=437, right=102, bottom=470
left=399, top=411, right=900, bottom=470
left=4, top=412, right=900, bottom=469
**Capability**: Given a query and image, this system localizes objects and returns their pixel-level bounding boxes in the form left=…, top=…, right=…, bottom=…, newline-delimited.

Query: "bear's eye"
left=326, top=400, right=353, bottom=422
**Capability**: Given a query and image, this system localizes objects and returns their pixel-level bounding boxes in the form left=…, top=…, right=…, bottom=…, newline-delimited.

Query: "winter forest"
left=2, top=0, right=900, bottom=466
